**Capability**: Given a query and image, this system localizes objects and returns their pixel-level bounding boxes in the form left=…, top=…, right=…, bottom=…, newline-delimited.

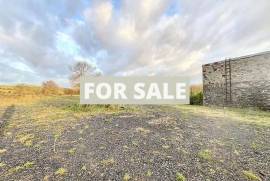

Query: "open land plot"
left=0, top=96, right=269, bottom=180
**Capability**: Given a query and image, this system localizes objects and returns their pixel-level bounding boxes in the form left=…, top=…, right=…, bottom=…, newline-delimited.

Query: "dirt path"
left=0, top=105, right=269, bottom=180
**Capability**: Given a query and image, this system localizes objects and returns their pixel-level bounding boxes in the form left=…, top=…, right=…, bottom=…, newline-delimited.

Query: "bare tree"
left=69, top=61, right=101, bottom=87
left=42, top=80, right=59, bottom=95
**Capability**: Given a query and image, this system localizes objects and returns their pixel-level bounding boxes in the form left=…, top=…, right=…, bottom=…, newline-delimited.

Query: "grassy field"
left=0, top=95, right=137, bottom=135
left=175, top=105, right=270, bottom=127
left=0, top=86, right=269, bottom=180
left=0, top=85, right=77, bottom=107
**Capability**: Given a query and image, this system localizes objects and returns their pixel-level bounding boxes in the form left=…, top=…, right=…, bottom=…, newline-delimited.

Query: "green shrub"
left=190, top=91, right=203, bottom=105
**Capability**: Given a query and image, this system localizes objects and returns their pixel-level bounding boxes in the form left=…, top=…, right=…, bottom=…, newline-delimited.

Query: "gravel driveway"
left=0, top=105, right=269, bottom=181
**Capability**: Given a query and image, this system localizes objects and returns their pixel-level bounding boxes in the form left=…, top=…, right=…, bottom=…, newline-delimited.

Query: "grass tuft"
left=0, top=162, right=6, bottom=168
left=8, top=166, right=24, bottom=174
left=198, top=149, right=213, bottom=161
left=123, top=173, right=131, bottom=181
left=146, top=170, right=152, bottom=177
left=101, top=158, right=115, bottom=166
left=7, top=161, right=35, bottom=175
left=55, top=168, right=68, bottom=176
left=23, top=161, right=35, bottom=168
left=176, top=172, right=186, bottom=181
left=16, top=133, right=34, bottom=147
left=68, top=148, right=77, bottom=155
left=136, top=127, right=150, bottom=134
left=0, top=149, right=7, bottom=154
left=81, top=165, right=87, bottom=171
left=242, top=170, right=261, bottom=181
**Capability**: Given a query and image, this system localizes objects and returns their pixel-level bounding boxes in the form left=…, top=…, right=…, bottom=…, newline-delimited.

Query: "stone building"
left=203, top=51, right=270, bottom=110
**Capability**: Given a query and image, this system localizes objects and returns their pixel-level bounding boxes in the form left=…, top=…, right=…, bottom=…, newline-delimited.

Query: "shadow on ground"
left=0, top=105, right=15, bottom=132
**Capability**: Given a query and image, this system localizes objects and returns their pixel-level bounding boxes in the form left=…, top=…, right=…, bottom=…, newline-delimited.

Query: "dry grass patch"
left=123, top=173, right=131, bottom=181
left=176, top=105, right=270, bottom=127
left=136, top=127, right=151, bottom=134
left=6, top=161, right=35, bottom=175
left=16, top=133, right=35, bottom=147
left=162, top=145, right=170, bottom=149
left=0, top=149, right=7, bottom=154
left=0, top=96, right=43, bottom=108
left=100, top=158, right=115, bottom=166
left=2, top=96, right=139, bottom=138
left=148, top=116, right=177, bottom=127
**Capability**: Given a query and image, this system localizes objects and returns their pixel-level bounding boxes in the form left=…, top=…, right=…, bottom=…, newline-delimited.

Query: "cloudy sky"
left=0, top=0, right=269, bottom=87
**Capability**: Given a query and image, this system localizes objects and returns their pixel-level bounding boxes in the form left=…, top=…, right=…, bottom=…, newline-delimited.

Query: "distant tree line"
left=40, top=80, right=79, bottom=96
left=0, top=61, right=100, bottom=97
left=40, top=61, right=100, bottom=96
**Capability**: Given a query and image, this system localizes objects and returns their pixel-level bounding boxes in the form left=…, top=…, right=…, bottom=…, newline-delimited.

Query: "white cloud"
left=84, top=1, right=113, bottom=29
left=74, top=0, right=270, bottom=83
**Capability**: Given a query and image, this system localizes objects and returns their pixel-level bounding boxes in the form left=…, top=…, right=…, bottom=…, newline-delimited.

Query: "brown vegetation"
left=41, top=80, right=60, bottom=95
left=190, top=84, right=203, bottom=94
left=0, top=84, right=79, bottom=107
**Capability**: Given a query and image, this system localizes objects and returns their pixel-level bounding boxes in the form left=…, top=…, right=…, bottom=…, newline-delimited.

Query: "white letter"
left=163, top=83, right=174, bottom=100
left=114, top=83, right=127, bottom=99
left=134, top=83, right=145, bottom=99
left=146, top=83, right=162, bottom=100
left=176, top=83, right=186, bottom=99
left=96, top=83, right=111, bottom=100
left=85, top=83, right=95, bottom=99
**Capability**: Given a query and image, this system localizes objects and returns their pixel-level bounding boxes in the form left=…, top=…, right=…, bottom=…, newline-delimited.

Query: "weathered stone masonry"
left=203, top=51, right=270, bottom=110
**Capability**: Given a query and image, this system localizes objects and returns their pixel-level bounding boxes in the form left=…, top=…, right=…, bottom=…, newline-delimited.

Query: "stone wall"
left=203, top=51, right=270, bottom=110
left=203, top=61, right=225, bottom=106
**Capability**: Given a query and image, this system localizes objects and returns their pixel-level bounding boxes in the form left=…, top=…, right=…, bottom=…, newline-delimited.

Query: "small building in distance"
left=202, top=51, right=270, bottom=110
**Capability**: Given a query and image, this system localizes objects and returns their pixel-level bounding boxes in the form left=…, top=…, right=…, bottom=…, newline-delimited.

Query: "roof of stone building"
left=203, top=50, right=270, bottom=66
left=230, top=50, right=270, bottom=61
